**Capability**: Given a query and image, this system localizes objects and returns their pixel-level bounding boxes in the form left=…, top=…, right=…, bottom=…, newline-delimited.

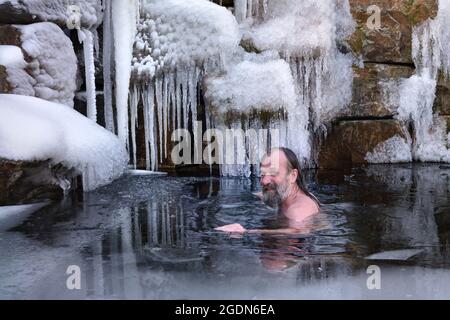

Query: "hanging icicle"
left=77, top=28, right=97, bottom=122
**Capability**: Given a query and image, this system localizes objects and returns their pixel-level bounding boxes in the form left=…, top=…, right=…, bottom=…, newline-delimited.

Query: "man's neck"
left=281, top=185, right=303, bottom=210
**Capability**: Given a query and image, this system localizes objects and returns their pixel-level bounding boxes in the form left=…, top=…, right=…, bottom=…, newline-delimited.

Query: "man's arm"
left=215, top=221, right=311, bottom=235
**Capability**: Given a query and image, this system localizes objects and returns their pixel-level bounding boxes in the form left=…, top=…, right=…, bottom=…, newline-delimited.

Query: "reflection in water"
left=0, top=164, right=450, bottom=299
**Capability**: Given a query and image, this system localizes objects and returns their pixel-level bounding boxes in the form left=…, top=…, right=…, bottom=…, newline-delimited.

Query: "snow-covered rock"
left=0, top=44, right=35, bottom=96
left=0, top=0, right=102, bottom=28
left=0, top=22, right=78, bottom=107
left=0, top=94, right=129, bottom=191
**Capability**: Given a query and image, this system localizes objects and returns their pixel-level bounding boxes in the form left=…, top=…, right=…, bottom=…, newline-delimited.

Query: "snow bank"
left=15, top=22, right=78, bottom=107
left=0, top=94, right=129, bottom=191
left=0, top=45, right=35, bottom=96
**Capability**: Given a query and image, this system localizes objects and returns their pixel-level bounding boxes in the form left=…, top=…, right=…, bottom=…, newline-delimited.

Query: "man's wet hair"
left=268, top=147, right=321, bottom=207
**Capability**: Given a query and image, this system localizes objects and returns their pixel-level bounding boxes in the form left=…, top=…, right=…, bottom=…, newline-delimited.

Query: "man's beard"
left=262, top=182, right=291, bottom=208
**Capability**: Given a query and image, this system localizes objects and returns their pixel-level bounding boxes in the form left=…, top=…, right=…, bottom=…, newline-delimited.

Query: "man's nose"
left=261, top=175, right=271, bottom=186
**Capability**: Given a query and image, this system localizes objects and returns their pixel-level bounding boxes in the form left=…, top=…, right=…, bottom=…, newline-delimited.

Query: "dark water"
left=1, top=164, right=450, bottom=299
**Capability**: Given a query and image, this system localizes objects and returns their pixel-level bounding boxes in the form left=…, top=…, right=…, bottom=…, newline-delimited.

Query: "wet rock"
left=0, top=159, right=78, bottom=206
left=339, top=63, right=414, bottom=118
left=0, top=65, right=12, bottom=93
left=434, top=75, right=450, bottom=116
left=318, top=119, right=410, bottom=169
left=348, top=0, right=438, bottom=64
left=443, top=116, right=450, bottom=135
left=0, top=24, right=22, bottom=47
left=0, top=1, right=35, bottom=24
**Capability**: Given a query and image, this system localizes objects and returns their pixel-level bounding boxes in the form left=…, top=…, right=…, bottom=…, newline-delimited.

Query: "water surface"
left=1, top=164, right=450, bottom=299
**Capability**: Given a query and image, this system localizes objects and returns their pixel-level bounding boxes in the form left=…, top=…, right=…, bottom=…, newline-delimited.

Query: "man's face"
left=260, top=150, right=292, bottom=208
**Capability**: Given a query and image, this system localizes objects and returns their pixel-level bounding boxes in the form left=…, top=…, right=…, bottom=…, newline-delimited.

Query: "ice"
left=396, top=0, right=450, bottom=163
left=102, top=0, right=115, bottom=133
left=365, top=135, right=413, bottom=164
left=126, top=169, right=167, bottom=176
left=239, top=0, right=355, bottom=127
left=130, top=0, right=240, bottom=170
left=0, top=94, right=129, bottom=191
left=112, top=0, right=139, bottom=146
left=205, top=54, right=297, bottom=114
left=79, top=28, right=97, bottom=122
left=365, top=249, right=423, bottom=261
left=0, top=202, right=49, bottom=232
left=14, top=22, right=77, bottom=107
left=118, top=0, right=354, bottom=171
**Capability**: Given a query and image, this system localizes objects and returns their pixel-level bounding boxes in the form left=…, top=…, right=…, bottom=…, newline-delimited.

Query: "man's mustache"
left=263, top=183, right=277, bottom=192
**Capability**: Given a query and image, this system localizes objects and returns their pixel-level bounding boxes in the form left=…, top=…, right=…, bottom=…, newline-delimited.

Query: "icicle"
left=103, top=0, right=115, bottom=133
left=112, top=0, right=138, bottom=146
left=80, top=28, right=97, bottom=122
left=163, top=74, right=169, bottom=159
left=155, top=78, right=164, bottom=162
left=129, top=84, right=139, bottom=168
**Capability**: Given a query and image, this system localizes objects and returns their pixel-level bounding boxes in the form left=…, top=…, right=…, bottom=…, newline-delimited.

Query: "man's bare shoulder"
left=285, top=195, right=319, bottom=222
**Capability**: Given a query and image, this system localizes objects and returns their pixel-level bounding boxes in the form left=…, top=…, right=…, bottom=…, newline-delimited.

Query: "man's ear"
left=290, top=169, right=298, bottom=183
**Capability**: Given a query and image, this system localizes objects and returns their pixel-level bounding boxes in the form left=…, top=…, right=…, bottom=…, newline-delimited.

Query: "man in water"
left=215, top=147, right=320, bottom=234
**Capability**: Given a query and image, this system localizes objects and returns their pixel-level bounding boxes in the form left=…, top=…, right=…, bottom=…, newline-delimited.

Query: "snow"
left=15, top=22, right=77, bottom=107
left=240, top=0, right=354, bottom=58
left=0, top=45, right=35, bottom=96
left=204, top=53, right=296, bottom=114
left=396, top=0, right=450, bottom=163
left=1, top=0, right=102, bottom=29
left=133, top=0, right=240, bottom=78
left=0, top=94, right=129, bottom=191
left=0, top=45, right=24, bottom=66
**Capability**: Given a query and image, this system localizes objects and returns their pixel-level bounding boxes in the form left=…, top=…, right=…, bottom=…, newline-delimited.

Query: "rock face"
left=318, top=0, right=447, bottom=168
left=348, top=0, right=438, bottom=64
left=319, top=120, right=410, bottom=169
left=435, top=75, right=450, bottom=116
left=0, top=159, right=77, bottom=206
left=339, top=63, right=414, bottom=118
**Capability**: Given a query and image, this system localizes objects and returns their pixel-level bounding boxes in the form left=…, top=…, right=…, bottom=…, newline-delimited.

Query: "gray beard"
left=262, top=183, right=291, bottom=208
